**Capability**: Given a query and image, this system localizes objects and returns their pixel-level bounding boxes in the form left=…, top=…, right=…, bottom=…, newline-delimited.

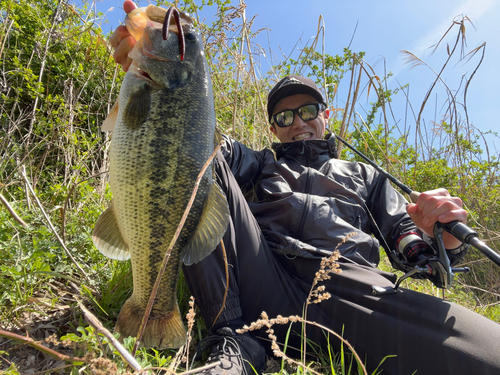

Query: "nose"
left=291, top=112, right=307, bottom=128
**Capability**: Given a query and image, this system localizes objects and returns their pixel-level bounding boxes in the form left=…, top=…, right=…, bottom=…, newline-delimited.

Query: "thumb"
left=406, top=203, right=418, bottom=215
left=123, top=1, right=138, bottom=14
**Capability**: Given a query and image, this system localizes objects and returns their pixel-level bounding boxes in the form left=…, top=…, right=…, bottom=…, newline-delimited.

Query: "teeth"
left=293, top=133, right=312, bottom=141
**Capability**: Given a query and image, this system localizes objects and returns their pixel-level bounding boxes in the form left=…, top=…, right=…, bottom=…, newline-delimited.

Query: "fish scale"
left=93, top=5, right=229, bottom=349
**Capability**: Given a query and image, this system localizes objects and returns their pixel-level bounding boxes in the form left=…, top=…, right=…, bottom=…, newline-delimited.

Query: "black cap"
left=267, top=75, right=326, bottom=123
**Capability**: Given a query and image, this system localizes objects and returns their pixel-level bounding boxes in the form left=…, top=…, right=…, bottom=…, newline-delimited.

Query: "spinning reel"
left=371, top=222, right=470, bottom=296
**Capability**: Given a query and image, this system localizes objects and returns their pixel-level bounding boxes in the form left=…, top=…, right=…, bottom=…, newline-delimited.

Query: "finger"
left=416, top=188, right=447, bottom=207
left=113, top=35, right=136, bottom=71
left=123, top=0, right=138, bottom=14
left=436, top=208, right=468, bottom=224
left=406, top=202, right=418, bottom=215
left=110, top=25, right=131, bottom=49
left=420, top=188, right=450, bottom=198
left=421, top=200, right=467, bottom=227
left=121, top=58, right=133, bottom=73
left=417, top=193, right=462, bottom=217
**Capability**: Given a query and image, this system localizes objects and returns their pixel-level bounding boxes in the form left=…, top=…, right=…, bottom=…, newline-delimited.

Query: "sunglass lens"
left=298, top=104, right=318, bottom=121
left=276, top=110, right=294, bottom=127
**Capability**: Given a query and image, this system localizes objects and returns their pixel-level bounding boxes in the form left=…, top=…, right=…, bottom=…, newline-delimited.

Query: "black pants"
left=183, top=154, right=500, bottom=375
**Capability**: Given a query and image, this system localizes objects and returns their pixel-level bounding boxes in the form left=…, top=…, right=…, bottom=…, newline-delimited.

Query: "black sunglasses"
left=270, top=103, right=325, bottom=127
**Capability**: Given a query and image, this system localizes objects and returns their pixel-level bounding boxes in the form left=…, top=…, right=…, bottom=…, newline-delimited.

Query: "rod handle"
left=409, top=191, right=420, bottom=204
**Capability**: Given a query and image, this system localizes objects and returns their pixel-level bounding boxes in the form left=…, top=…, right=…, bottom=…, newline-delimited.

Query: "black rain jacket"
left=221, top=133, right=417, bottom=269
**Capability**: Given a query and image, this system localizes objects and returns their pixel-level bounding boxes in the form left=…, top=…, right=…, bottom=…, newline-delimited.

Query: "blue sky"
left=91, top=0, right=498, bottom=141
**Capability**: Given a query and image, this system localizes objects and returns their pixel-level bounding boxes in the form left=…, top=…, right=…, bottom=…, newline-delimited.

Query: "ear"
left=269, top=125, right=277, bottom=136
left=323, top=108, right=330, bottom=120
left=319, top=114, right=328, bottom=136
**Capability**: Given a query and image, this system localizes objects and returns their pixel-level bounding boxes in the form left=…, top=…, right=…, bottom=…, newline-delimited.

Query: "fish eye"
left=185, top=32, right=197, bottom=42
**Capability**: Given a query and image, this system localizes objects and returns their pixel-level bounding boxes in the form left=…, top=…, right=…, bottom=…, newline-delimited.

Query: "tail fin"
left=114, top=298, right=186, bottom=349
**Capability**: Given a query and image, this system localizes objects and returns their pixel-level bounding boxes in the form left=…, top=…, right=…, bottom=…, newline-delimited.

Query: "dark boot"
left=195, top=326, right=266, bottom=375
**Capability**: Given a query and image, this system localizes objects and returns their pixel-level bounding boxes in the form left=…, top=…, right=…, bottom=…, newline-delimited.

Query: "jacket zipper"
left=297, top=144, right=312, bottom=239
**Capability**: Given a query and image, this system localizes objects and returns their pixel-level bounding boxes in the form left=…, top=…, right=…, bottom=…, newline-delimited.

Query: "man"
left=111, top=3, right=500, bottom=374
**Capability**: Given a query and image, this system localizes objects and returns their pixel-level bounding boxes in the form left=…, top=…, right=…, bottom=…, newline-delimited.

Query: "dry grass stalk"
left=0, top=329, right=88, bottom=365
left=356, top=60, right=392, bottom=169
left=338, top=54, right=359, bottom=146
left=77, top=300, right=143, bottom=372
left=0, top=193, right=27, bottom=227
left=185, top=296, right=196, bottom=366
left=400, top=16, right=486, bottom=175
left=212, top=239, right=230, bottom=327
left=302, top=232, right=356, bottom=366
left=237, top=312, right=367, bottom=375
left=19, top=165, right=88, bottom=279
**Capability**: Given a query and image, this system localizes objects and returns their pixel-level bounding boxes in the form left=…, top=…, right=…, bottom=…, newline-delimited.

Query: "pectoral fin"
left=92, top=202, right=130, bottom=260
left=101, top=101, right=119, bottom=131
left=181, top=182, right=230, bottom=266
left=124, top=82, right=150, bottom=130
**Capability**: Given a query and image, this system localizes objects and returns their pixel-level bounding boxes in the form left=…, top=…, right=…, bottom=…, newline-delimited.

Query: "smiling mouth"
left=293, top=133, right=312, bottom=141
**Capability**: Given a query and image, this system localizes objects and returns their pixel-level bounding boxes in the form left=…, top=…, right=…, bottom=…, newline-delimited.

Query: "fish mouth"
left=138, top=69, right=154, bottom=82
left=126, top=6, right=196, bottom=86
left=129, top=63, right=161, bottom=86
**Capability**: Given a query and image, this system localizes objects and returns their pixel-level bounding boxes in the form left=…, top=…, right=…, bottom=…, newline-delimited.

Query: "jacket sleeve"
left=220, top=135, right=272, bottom=192
left=362, top=169, right=414, bottom=268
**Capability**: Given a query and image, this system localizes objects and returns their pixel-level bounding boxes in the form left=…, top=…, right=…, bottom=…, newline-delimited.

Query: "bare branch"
left=77, top=301, right=143, bottom=372
left=0, top=329, right=88, bottom=364
left=0, top=193, right=27, bottom=227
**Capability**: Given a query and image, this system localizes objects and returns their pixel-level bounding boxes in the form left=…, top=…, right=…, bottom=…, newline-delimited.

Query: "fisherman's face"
left=269, top=94, right=327, bottom=143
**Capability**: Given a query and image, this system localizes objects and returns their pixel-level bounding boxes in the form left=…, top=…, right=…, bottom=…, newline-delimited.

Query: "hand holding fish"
left=110, top=1, right=138, bottom=71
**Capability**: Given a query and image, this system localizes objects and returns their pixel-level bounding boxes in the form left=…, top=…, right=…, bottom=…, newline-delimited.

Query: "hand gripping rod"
left=335, top=134, right=500, bottom=267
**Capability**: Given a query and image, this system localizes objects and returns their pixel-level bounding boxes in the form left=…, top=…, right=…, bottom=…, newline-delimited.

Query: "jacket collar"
left=272, top=132, right=338, bottom=166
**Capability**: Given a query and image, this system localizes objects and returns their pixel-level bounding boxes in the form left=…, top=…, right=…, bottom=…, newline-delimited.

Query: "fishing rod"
left=335, top=134, right=500, bottom=268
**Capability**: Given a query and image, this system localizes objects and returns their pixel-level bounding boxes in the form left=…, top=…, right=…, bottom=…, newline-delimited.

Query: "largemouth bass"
left=92, top=5, right=229, bottom=349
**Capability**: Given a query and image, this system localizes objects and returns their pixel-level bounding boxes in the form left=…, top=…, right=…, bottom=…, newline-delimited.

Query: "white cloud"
left=412, top=0, right=494, bottom=56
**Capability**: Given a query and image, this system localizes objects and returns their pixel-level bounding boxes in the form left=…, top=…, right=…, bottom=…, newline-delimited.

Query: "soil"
left=0, top=308, right=80, bottom=374
left=0, top=281, right=94, bottom=374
